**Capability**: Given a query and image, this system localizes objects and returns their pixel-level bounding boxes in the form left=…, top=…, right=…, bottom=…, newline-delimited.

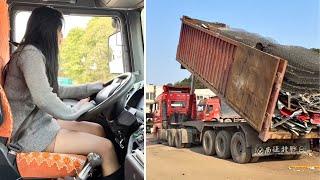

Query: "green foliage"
left=174, top=75, right=207, bottom=89
left=59, top=17, right=116, bottom=84
left=311, top=48, right=320, bottom=54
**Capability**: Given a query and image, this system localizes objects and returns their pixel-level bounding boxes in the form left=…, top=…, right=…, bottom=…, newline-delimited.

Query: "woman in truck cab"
left=4, top=6, right=122, bottom=180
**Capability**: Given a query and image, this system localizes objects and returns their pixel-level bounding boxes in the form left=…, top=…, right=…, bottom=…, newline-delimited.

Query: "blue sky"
left=146, top=0, right=320, bottom=85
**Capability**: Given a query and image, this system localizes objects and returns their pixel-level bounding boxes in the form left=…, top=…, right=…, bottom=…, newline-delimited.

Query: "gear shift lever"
left=76, top=152, right=102, bottom=180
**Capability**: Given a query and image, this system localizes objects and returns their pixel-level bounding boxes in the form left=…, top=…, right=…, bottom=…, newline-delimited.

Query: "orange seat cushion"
left=0, top=85, right=13, bottom=139
left=0, top=0, right=10, bottom=85
left=17, top=152, right=86, bottom=178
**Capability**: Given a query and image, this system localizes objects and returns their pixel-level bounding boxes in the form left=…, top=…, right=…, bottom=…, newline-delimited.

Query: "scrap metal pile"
left=191, top=17, right=320, bottom=136
left=273, top=91, right=320, bottom=136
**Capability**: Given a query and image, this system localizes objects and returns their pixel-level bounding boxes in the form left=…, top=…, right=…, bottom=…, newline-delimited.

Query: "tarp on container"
left=214, top=22, right=320, bottom=94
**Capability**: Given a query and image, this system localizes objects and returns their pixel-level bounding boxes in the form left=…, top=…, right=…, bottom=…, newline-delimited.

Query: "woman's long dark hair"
left=20, top=6, right=63, bottom=93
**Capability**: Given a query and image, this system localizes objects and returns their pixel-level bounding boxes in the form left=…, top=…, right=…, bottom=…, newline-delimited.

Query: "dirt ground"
left=146, top=134, right=320, bottom=180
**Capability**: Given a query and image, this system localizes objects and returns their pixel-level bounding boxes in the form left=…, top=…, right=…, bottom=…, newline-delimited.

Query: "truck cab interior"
left=0, top=0, right=144, bottom=179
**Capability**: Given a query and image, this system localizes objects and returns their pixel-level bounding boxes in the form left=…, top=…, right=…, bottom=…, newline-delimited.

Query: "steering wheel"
left=78, top=72, right=135, bottom=121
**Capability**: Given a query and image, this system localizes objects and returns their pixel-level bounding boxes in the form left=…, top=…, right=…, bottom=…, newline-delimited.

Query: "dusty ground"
left=146, top=134, right=320, bottom=180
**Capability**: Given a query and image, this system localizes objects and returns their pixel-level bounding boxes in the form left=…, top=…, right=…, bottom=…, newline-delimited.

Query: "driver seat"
left=0, top=84, right=87, bottom=179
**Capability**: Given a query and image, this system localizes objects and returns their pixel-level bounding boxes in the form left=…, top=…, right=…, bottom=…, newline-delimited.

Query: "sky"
left=146, top=0, right=320, bottom=85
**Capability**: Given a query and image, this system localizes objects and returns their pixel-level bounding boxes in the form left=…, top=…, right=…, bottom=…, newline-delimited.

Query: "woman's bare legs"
left=57, top=120, right=106, bottom=137
left=47, top=129, right=120, bottom=176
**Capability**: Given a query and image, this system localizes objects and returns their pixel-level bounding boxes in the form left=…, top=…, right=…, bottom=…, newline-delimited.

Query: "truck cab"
left=197, top=97, right=221, bottom=121
left=0, top=0, right=144, bottom=179
left=151, top=85, right=196, bottom=131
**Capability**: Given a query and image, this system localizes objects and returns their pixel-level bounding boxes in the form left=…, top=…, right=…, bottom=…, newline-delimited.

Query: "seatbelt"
left=8, top=107, right=39, bottom=154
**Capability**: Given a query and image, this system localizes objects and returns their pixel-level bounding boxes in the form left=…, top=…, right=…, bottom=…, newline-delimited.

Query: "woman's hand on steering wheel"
left=78, top=72, right=135, bottom=121
left=77, top=97, right=90, bottom=105
left=73, top=97, right=96, bottom=110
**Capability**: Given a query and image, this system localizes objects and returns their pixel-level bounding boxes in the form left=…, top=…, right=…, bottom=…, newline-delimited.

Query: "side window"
left=14, top=11, right=124, bottom=85
left=171, top=101, right=185, bottom=108
left=206, top=105, right=213, bottom=113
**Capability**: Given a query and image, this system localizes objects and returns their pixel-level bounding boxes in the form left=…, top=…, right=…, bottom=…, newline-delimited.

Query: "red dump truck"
left=151, top=86, right=242, bottom=140
left=156, top=16, right=320, bottom=163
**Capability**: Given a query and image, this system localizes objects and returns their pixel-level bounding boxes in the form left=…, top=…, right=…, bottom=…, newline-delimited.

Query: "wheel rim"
left=218, top=137, right=224, bottom=152
left=176, top=133, right=180, bottom=146
left=156, top=130, right=159, bottom=139
left=235, top=139, right=242, bottom=155
left=204, top=135, right=210, bottom=148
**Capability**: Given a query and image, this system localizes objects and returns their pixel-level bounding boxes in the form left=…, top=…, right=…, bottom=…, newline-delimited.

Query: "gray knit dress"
left=4, top=45, right=103, bottom=152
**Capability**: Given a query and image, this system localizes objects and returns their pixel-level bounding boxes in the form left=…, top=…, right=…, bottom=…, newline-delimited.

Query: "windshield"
left=14, top=11, right=124, bottom=85
left=171, top=101, right=185, bottom=108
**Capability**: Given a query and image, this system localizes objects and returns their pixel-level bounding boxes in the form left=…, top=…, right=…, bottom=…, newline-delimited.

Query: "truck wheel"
left=215, top=130, right=232, bottom=159
left=250, top=157, right=260, bottom=163
left=185, top=143, right=192, bottom=148
left=167, top=130, right=175, bottom=147
left=174, top=130, right=185, bottom=149
left=162, top=120, right=168, bottom=129
left=202, top=130, right=216, bottom=156
left=230, top=132, right=251, bottom=163
left=156, top=130, right=162, bottom=144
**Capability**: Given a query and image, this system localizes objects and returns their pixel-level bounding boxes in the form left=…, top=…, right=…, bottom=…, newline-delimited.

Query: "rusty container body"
left=176, top=17, right=294, bottom=141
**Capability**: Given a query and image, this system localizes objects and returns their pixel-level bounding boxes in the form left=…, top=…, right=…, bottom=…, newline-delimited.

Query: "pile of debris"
left=272, top=91, right=320, bottom=136
left=194, top=18, right=320, bottom=136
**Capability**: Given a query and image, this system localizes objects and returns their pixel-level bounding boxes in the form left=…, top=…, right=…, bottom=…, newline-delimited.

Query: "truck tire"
left=174, top=130, right=185, bottom=149
left=215, top=130, right=232, bottom=159
left=162, top=120, right=168, bottom=129
left=250, top=157, right=260, bottom=163
left=167, top=130, right=175, bottom=147
left=202, top=130, right=216, bottom=156
left=230, top=132, right=251, bottom=163
left=156, top=130, right=162, bottom=144
left=185, top=143, right=192, bottom=148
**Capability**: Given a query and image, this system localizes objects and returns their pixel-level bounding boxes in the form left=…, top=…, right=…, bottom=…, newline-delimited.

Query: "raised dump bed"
left=176, top=16, right=319, bottom=141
